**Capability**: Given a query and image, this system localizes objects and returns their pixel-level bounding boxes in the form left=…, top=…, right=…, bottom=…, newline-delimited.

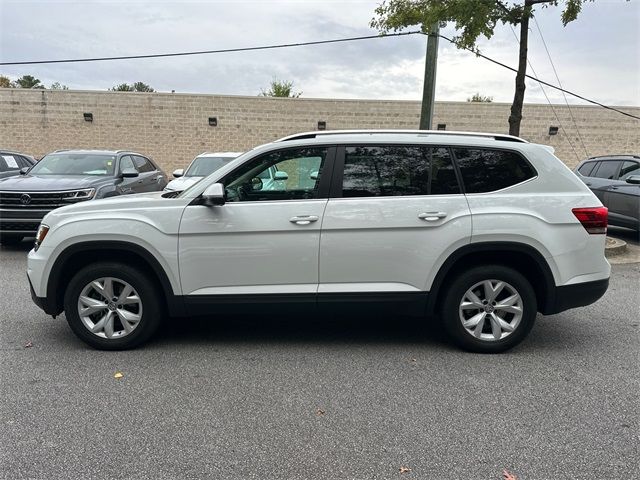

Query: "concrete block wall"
left=0, top=89, right=638, bottom=174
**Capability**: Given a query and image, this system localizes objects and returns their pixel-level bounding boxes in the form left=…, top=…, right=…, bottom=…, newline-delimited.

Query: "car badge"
left=20, top=194, right=32, bottom=205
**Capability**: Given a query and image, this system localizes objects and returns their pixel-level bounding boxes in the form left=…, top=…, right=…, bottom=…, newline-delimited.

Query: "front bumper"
left=28, top=274, right=60, bottom=316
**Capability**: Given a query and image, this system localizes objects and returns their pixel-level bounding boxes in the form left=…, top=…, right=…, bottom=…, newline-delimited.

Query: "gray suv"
left=0, top=149, right=167, bottom=244
left=574, top=155, right=640, bottom=231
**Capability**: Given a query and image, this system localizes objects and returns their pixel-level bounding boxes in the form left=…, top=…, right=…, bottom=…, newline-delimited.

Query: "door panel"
left=179, top=200, right=327, bottom=295
left=319, top=144, right=471, bottom=293
left=178, top=145, right=334, bottom=296
left=319, top=196, right=471, bottom=292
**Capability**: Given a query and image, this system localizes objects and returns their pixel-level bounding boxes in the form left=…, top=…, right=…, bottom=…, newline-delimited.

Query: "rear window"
left=578, top=161, right=597, bottom=177
left=453, top=148, right=536, bottom=193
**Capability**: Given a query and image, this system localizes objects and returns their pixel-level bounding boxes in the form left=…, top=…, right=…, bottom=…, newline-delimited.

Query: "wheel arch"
left=426, top=242, right=557, bottom=316
left=46, top=241, right=186, bottom=317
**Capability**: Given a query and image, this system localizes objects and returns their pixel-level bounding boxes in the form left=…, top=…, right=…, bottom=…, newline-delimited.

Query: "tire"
left=63, top=262, right=164, bottom=350
left=0, top=234, right=24, bottom=246
left=441, top=265, right=537, bottom=353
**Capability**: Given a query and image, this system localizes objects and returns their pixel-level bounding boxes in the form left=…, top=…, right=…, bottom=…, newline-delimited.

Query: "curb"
left=605, top=236, right=628, bottom=257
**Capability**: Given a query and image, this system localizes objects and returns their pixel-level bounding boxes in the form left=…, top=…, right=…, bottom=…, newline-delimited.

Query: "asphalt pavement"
left=0, top=242, right=638, bottom=480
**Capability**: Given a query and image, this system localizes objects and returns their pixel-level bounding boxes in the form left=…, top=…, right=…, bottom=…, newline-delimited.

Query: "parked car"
left=574, top=155, right=640, bottom=231
left=164, top=152, right=242, bottom=193
left=28, top=130, right=610, bottom=353
left=0, top=149, right=166, bottom=244
left=0, top=149, right=36, bottom=179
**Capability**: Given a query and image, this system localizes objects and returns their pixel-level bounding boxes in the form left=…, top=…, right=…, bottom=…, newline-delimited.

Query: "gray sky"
left=0, top=0, right=638, bottom=106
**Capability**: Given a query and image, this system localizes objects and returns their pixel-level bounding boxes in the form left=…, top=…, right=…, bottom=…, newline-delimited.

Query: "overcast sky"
left=0, top=0, right=638, bottom=106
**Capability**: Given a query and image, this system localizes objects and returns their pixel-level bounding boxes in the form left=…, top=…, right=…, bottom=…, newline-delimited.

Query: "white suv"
left=27, top=130, right=610, bottom=353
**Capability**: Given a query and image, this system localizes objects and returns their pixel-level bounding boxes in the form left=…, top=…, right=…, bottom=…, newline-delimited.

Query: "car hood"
left=165, top=176, right=203, bottom=192
left=0, top=174, right=113, bottom=191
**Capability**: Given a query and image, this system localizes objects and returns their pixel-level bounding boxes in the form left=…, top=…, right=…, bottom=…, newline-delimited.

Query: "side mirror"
left=250, top=177, right=263, bottom=191
left=121, top=168, right=139, bottom=178
left=173, top=168, right=184, bottom=178
left=202, top=183, right=225, bottom=206
left=625, top=175, right=640, bottom=185
left=19, top=167, right=29, bottom=175
left=274, top=171, right=289, bottom=181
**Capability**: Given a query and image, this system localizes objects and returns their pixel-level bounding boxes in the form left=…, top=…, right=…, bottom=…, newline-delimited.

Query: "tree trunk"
left=508, top=4, right=532, bottom=137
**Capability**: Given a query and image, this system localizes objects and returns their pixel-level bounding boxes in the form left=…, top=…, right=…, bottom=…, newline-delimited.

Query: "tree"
left=14, top=75, right=44, bottom=89
left=371, top=0, right=595, bottom=136
left=467, top=93, right=493, bottom=103
left=110, top=82, right=154, bottom=92
left=260, top=78, right=301, bottom=98
left=0, top=75, right=11, bottom=88
left=50, top=82, right=69, bottom=90
left=132, top=82, right=154, bottom=92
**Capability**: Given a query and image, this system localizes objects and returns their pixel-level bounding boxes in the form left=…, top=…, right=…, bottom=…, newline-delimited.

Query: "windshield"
left=29, top=153, right=117, bottom=176
left=185, top=156, right=235, bottom=177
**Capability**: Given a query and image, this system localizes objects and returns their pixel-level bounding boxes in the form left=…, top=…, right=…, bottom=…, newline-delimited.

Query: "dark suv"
left=574, top=155, right=640, bottom=231
left=0, top=149, right=167, bottom=244
left=0, top=149, right=36, bottom=179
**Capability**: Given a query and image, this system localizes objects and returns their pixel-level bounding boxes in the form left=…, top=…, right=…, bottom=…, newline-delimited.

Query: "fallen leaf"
left=114, top=372, right=124, bottom=379
left=502, top=469, right=518, bottom=480
left=410, top=358, right=417, bottom=363
left=24, top=341, right=33, bottom=348
left=399, top=466, right=411, bottom=474
left=316, top=408, right=325, bottom=416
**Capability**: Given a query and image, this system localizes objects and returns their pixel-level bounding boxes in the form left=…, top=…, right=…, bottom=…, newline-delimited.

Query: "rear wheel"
left=63, top=262, right=163, bottom=350
left=441, top=265, right=537, bottom=353
left=0, top=234, right=24, bottom=246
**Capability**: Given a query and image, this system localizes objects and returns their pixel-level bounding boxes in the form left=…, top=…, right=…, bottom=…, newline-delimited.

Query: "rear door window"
left=341, top=145, right=459, bottom=197
left=592, top=161, right=620, bottom=180
left=453, top=148, right=536, bottom=193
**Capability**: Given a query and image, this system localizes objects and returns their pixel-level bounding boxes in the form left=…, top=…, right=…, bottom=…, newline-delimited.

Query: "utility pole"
left=419, top=24, right=439, bottom=130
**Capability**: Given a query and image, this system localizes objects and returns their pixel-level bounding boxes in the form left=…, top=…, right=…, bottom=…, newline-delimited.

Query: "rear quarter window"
left=453, top=148, right=537, bottom=193
left=578, top=161, right=597, bottom=177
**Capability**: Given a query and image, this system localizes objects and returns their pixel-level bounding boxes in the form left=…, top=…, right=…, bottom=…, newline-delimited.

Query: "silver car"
left=164, top=152, right=243, bottom=193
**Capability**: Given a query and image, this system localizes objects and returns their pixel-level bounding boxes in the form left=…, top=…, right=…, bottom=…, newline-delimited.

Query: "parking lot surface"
left=1, top=242, right=638, bottom=480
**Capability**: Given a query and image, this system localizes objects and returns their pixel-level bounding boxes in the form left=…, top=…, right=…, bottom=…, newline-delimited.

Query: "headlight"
left=34, top=224, right=50, bottom=251
left=61, top=188, right=96, bottom=202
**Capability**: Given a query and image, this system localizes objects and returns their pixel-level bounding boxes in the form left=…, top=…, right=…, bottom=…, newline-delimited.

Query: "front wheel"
left=441, top=265, right=537, bottom=353
left=63, top=262, right=164, bottom=350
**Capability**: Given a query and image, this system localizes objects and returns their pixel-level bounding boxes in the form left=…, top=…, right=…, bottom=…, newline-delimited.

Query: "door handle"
left=418, top=212, right=447, bottom=221
left=290, top=215, right=319, bottom=225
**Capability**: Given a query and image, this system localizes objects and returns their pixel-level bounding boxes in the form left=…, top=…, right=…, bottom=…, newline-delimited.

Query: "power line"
left=434, top=32, right=640, bottom=121
left=533, top=18, right=590, bottom=157
left=0, top=31, right=423, bottom=65
left=506, top=24, right=581, bottom=162
left=1, top=29, right=638, bottom=121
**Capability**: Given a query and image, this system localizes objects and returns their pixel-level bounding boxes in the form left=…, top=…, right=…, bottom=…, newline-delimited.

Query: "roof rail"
left=588, top=154, right=640, bottom=160
left=275, top=129, right=528, bottom=144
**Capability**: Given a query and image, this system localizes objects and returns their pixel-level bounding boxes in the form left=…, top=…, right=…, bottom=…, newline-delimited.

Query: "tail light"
left=572, top=207, right=608, bottom=234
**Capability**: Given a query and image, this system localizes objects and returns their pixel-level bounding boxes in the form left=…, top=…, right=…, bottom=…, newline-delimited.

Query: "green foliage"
left=260, top=78, right=301, bottom=98
left=50, top=82, right=69, bottom=90
left=14, top=75, right=44, bottom=89
left=467, top=92, right=493, bottom=102
left=0, top=75, right=11, bottom=88
left=110, top=82, right=154, bottom=92
left=371, top=0, right=594, bottom=51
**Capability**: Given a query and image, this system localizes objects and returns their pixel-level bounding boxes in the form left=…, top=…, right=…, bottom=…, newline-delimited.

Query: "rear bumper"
left=543, top=277, right=609, bottom=315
